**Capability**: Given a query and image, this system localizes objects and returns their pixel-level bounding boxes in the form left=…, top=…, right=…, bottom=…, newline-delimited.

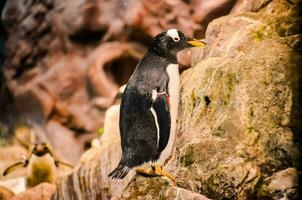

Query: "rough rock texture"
left=53, top=105, right=134, bottom=200
left=0, top=177, right=26, bottom=195
left=116, top=0, right=302, bottom=199
left=0, top=186, right=14, bottom=200
left=113, top=176, right=210, bottom=200
left=266, top=168, right=299, bottom=199
left=11, top=183, right=56, bottom=200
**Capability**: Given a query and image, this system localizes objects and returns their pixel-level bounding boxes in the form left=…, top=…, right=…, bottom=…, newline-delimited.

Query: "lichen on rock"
left=114, top=176, right=209, bottom=200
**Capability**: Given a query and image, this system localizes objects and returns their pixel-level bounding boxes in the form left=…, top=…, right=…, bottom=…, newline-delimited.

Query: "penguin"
left=3, top=143, right=73, bottom=187
left=108, top=29, right=206, bottom=181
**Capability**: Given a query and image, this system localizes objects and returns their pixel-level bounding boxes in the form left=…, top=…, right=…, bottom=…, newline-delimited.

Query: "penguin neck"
left=147, top=50, right=178, bottom=64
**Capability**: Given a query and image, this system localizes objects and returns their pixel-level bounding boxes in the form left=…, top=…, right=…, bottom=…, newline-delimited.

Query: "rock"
left=78, top=105, right=121, bottom=165
left=100, top=105, right=121, bottom=144
left=114, top=176, right=210, bottom=200
left=0, top=177, right=26, bottom=195
left=53, top=104, right=134, bottom=200
left=193, top=0, right=238, bottom=37
left=11, top=182, right=56, bottom=200
left=79, top=138, right=102, bottom=164
left=177, top=49, right=192, bottom=69
left=0, top=186, right=14, bottom=200
left=39, top=55, right=98, bottom=132
left=268, top=168, right=298, bottom=191
left=46, top=120, right=83, bottom=165
left=265, top=168, right=299, bottom=199
left=54, top=141, right=133, bottom=200
left=87, top=42, right=144, bottom=109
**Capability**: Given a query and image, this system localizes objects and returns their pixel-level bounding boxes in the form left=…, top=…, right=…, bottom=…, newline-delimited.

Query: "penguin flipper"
left=3, top=160, right=27, bottom=176
left=55, top=160, right=73, bottom=169
left=151, top=93, right=171, bottom=153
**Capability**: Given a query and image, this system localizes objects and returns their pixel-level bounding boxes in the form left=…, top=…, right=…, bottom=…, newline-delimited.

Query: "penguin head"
left=32, top=143, right=52, bottom=157
left=149, top=29, right=206, bottom=63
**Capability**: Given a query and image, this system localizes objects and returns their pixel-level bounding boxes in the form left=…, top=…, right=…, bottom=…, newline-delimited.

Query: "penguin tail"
left=108, top=163, right=131, bottom=179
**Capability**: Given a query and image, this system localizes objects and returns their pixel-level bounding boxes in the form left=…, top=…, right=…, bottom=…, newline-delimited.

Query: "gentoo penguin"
left=3, top=143, right=73, bottom=187
left=108, top=29, right=206, bottom=181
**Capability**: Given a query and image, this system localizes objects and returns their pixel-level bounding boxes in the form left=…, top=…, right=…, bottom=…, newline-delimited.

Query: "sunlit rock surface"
left=53, top=105, right=134, bottom=200
left=0, top=177, right=26, bottom=195
left=0, top=185, right=14, bottom=200
left=114, top=176, right=210, bottom=200
left=11, top=183, right=56, bottom=200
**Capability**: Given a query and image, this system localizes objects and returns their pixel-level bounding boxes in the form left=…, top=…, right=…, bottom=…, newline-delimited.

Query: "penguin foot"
left=152, top=165, right=176, bottom=183
left=135, top=167, right=153, bottom=176
left=135, top=165, right=176, bottom=183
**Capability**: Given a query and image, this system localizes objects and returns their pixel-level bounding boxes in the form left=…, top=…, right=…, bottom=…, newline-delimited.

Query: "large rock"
left=0, top=186, right=14, bottom=200
left=116, top=0, right=302, bottom=199
left=114, top=176, right=210, bottom=200
left=53, top=105, right=134, bottom=200
left=0, top=177, right=26, bottom=195
left=11, top=183, right=56, bottom=200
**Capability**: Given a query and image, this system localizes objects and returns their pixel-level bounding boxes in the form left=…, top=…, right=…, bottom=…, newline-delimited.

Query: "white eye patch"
left=166, top=29, right=180, bottom=42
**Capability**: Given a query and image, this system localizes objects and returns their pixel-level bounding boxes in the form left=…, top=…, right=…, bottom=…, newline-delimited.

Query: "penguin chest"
left=166, top=64, right=180, bottom=124
left=27, top=154, right=57, bottom=187
left=158, top=63, right=179, bottom=164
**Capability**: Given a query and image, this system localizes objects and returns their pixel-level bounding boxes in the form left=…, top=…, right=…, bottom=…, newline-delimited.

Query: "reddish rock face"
left=0, top=0, right=237, bottom=163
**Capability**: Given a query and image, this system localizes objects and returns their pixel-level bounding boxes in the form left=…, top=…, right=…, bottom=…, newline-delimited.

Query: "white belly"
left=158, top=63, right=179, bottom=165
